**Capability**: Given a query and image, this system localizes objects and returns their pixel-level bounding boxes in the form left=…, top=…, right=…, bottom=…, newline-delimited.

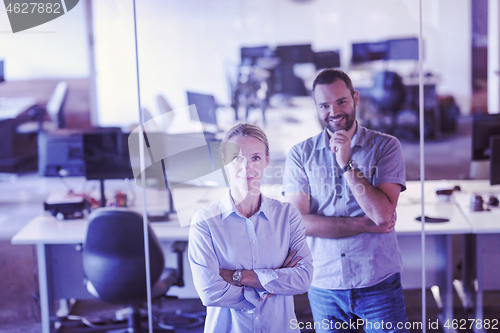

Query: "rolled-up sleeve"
left=188, top=211, right=256, bottom=310
left=372, top=137, right=406, bottom=191
left=254, top=205, right=313, bottom=295
left=282, top=145, right=310, bottom=196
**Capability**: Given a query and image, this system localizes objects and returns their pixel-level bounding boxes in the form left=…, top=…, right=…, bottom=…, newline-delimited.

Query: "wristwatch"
left=232, top=269, right=243, bottom=287
left=342, top=159, right=358, bottom=174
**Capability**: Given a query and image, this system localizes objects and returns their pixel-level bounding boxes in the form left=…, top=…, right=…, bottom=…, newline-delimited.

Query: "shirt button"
left=254, top=260, right=258, bottom=263
left=252, top=240, right=256, bottom=244
left=341, top=253, right=346, bottom=257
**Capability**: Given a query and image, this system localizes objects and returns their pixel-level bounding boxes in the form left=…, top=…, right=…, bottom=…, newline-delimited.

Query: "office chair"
left=156, top=95, right=175, bottom=131
left=361, top=71, right=406, bottom=134
left=82, top=208, right=186, bottom=332
left=16, top=81, right=69, bottom=134
left=368, top=71, right=406, bottom=114
left=142, top=107, right=162, bottom=132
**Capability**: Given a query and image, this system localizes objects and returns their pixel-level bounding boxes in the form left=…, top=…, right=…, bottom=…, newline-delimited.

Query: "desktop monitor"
left=472, top=114, right=500, bottom=161
left=275, top=44, right=314, bottom=64
left=38, top=130, right=85, bottom=177
left=241, top=46, right=272, bottom=64
left=0, top=60, right=4, bottom=83
left=186, top=91, right=218, bottom=126
left=387, top=37, right=419, bottom=60
left=351, top=41, right=388, bottom=63
left=83, top=129, right=134, bottom=181
left=490, top=135, right=500, bottom=185
left=313, top=50, right=341, bottom=69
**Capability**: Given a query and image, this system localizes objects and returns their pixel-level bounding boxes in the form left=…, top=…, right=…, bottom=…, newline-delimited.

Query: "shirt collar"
left=220, top=190, right=270, bottom=220
left=316, top=129, right=329, bottom=150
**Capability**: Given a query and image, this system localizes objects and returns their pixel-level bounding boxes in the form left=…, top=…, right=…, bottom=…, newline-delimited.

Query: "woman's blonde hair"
left=219, top=123, right=270, bottom=158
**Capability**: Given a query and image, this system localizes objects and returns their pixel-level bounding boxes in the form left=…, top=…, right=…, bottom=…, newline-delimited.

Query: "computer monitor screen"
left=490, top=135, right=500, bottom=185
left=387, top=38, right=419, bottom=60
left=472, top=113, right=500, bottom=160
left=0, top=60, right=4, bottom=83
left=351, top=41, right=388, bottom=63
left=241, top=46, right=271, bottom=63
left=83, top=129, right=134, bottom=180
left=187, top=91, right=218, bottom=126
left=313, top=50, right=341, bottom=69
left=38, top=130, right=85, bottom=177
left=275, top=44, right=314, bottom=64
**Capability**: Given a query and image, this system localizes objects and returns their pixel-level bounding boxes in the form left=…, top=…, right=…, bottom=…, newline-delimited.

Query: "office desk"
left=395, top=201, right=472, bottom=332
left=11, top=214, right=192, bottom=333
left=11, top=185, right=223, bottom=333
left=452, top=182, right=500, bottom=333
left=10, top=182, right=487, bottom=333
left=399, top=179, right=500, bottom=330
left=0, top=97, right=37, bottom=120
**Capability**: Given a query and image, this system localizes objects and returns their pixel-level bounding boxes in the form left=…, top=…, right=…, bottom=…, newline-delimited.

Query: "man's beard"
left=320, top=106, right=356, bottom=133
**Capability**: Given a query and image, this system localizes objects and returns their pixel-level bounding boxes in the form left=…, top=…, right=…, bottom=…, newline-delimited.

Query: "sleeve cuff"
left=254, top=268, right=278, bottom=292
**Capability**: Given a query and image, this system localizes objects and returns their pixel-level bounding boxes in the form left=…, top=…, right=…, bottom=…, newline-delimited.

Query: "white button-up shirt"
left=188, top=191, right=313, bottom=333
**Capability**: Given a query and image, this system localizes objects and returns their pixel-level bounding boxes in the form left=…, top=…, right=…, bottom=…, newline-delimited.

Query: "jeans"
left=307, top=273, right=410, bottom=333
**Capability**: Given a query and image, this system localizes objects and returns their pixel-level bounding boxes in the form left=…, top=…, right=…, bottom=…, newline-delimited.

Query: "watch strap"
left=342, top=160, right=357, bottom=173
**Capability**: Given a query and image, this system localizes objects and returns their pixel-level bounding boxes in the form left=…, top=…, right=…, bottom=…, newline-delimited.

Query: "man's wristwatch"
left=342, top=159, right=358, bottom=174
left=232, top=269, right=243, bottom=287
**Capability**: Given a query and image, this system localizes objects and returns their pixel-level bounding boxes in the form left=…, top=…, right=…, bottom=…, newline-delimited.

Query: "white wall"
left=488, top=0, right=500, bottom=114
left=92, top=0, right=472, bottom=128
left=0, top=0, right=471, bottom=126
left=0, top=1, right=89, bottom=80
left=92, top=0, right=138, bottom=127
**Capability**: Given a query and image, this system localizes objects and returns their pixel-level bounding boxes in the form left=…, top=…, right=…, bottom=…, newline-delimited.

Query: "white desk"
left=399, top=179, right=500, bottom=331
left=11, top=184, right=220, bottom=333
left=0, top=97, right=37, bottom=120
left=452, top=181, right=500, bottom=333
left=395, top=201, right=472, bottom=332
left=12, top=181, right=495, bottom=333
left=11, top=214, right=194, bottom=333
left=11, top=213, right=191, bottom=245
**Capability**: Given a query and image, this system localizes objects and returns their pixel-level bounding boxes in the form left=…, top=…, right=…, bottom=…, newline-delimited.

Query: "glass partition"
left=91, top=1, right=485, bottom=332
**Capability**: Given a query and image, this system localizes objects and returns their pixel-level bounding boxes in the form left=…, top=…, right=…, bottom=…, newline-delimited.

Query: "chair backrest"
left=46, top=81, right=68, bottom=128
left=82, top=208, right=165, bottom=305
left=142, top=107, right=161, bottom=132
left=156, top=95, right=174, bottom=130
left=369, top=71, right=406, bottom=112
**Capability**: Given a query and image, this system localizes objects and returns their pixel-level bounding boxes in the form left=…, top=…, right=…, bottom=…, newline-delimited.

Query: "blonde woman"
left=188, top=123, right=313, bottom=333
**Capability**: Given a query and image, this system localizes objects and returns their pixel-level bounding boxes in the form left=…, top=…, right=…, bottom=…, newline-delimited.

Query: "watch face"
left=343, top=160, right=357, bottom=173
left=232, top=270, right=242, bottom=286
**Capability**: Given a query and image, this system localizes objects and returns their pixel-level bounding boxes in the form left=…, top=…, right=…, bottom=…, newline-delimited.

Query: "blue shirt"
left=188, top=191, right=313, bottom=333
left=283, top=124, right=406, bottom=289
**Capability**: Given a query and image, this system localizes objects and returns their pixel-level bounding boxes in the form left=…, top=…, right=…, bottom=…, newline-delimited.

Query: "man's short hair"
left=312, top=69, right=355, bottom=98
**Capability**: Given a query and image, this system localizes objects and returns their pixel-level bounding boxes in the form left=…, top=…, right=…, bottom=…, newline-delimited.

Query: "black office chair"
left=359, top=71, right=406, bottom=134
left=368, top=71, right=406, bottom=113
left=82, top=208, right=183, bottom=332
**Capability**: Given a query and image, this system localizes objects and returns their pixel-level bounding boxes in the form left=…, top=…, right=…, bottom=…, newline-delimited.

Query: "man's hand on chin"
left=330, top=129, right=351, bottom=168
